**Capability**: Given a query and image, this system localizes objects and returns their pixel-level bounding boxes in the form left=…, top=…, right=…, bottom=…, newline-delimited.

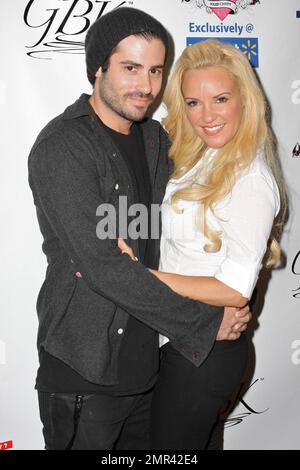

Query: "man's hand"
left=118, top=238, right=137, bottom=261
left=216, top=304, right=252, bottom=341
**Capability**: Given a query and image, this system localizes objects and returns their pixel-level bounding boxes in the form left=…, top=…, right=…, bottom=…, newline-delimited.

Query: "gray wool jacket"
left=28, top=94, right=223, bottom=385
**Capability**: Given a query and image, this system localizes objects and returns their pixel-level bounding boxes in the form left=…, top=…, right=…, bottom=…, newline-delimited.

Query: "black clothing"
left=36, top=121, right=158, bottom=395
left=38, top=388, right=153, bottom=450
left=28, top=93, right=224, bottom=386
left=150, top=334, right=248, bottom=450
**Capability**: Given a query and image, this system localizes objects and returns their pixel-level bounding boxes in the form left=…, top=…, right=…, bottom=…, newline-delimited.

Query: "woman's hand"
left=118, top=238, right=138, bottom=262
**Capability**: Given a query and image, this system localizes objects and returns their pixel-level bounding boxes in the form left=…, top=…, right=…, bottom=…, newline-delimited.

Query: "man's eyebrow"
left=119, top=61, right=142, bottom=67
left=119, top=61, right=164, bottom=68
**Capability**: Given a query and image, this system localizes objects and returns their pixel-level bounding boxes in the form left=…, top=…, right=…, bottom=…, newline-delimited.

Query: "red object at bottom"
left=0, top=440, right=13, bottom=450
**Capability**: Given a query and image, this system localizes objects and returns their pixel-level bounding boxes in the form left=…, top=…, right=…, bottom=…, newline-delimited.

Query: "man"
left=28, top=7, right=250, bottom=450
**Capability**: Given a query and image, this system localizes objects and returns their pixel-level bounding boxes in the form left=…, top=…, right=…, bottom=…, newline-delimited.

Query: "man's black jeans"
left=38, top=388, right=153, bottom=450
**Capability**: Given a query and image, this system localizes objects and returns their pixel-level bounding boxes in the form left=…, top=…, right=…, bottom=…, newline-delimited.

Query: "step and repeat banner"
left=0, top=0, right=299, bottom=450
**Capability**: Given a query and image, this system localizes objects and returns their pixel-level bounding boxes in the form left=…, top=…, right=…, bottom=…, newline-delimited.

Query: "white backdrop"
left=0, top=0, right=299, bottom=450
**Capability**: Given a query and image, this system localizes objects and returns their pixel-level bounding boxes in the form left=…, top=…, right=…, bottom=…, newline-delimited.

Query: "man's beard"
left=99, top=77, right=153, bottom=123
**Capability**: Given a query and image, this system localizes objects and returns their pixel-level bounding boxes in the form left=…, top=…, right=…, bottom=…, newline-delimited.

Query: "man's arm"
left=28, top=132, right=242, bottom=366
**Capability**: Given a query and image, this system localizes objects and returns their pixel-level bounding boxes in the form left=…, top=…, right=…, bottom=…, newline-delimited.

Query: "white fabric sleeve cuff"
left=214, top=257, right=260, bottom=299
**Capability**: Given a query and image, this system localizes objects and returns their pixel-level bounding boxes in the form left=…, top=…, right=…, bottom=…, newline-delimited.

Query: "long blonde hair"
left=163, top=40, right=286, bottom=267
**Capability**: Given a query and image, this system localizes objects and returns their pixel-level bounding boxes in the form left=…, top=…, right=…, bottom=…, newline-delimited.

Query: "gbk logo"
left=24, top=0, right=128, bottom=59
left=181, top=0, right=260, bottom=21
left=292, top=143, right=300, bottom=158
left=221, top=378, right=268, bottom=428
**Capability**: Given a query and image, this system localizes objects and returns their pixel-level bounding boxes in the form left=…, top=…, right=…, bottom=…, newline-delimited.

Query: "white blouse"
left=159, top=149, right=280, bottom=347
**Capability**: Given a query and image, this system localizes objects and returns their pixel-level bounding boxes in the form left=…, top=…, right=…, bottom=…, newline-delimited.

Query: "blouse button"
left=115, top=183, right=119, bottom=190
left=117, top=328, right=124, bottom=335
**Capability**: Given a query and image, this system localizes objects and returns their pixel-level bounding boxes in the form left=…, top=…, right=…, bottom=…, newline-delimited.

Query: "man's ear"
left=95, top=66, right=103, bottom=79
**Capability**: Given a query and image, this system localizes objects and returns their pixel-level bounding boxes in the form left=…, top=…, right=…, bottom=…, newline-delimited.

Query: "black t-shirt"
left=36, top=120, right=159, bottom=395
left=104, top=121, right=155, bottom=267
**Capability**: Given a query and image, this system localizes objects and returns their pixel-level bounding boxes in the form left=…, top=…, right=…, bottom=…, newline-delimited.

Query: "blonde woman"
left=118, top=40, right=286, bottom=449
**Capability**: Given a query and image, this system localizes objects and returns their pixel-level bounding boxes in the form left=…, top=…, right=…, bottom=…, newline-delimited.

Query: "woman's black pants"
left=150, top=334, right=248, bottom=450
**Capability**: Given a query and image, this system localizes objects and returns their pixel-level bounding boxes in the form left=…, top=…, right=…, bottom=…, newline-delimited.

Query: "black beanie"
left=85, top=7, right=169, bottom=85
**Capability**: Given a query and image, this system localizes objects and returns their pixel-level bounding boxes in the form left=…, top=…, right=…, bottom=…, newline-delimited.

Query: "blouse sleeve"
left=213, top=171, right=280, bottom=298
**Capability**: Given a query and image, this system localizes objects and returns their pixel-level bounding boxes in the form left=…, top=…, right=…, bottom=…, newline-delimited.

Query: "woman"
left=118, top=40, right=286, bottom=449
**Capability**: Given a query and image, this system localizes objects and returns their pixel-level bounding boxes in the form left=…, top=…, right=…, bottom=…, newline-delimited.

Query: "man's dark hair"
left=85, top=7, right=169, bottom=84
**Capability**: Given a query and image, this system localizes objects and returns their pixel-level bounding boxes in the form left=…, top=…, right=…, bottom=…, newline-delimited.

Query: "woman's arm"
left=118, top=239, right=248, bottom=308
left=148, top=269, right=248, bottom=308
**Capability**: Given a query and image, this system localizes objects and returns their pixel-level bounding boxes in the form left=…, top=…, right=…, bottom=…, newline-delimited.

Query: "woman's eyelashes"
left=185, top=100, right=198, bottom=108
left=216, top=96, right=229, bottom=104
left=185, top=96, right=230, bottom=108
